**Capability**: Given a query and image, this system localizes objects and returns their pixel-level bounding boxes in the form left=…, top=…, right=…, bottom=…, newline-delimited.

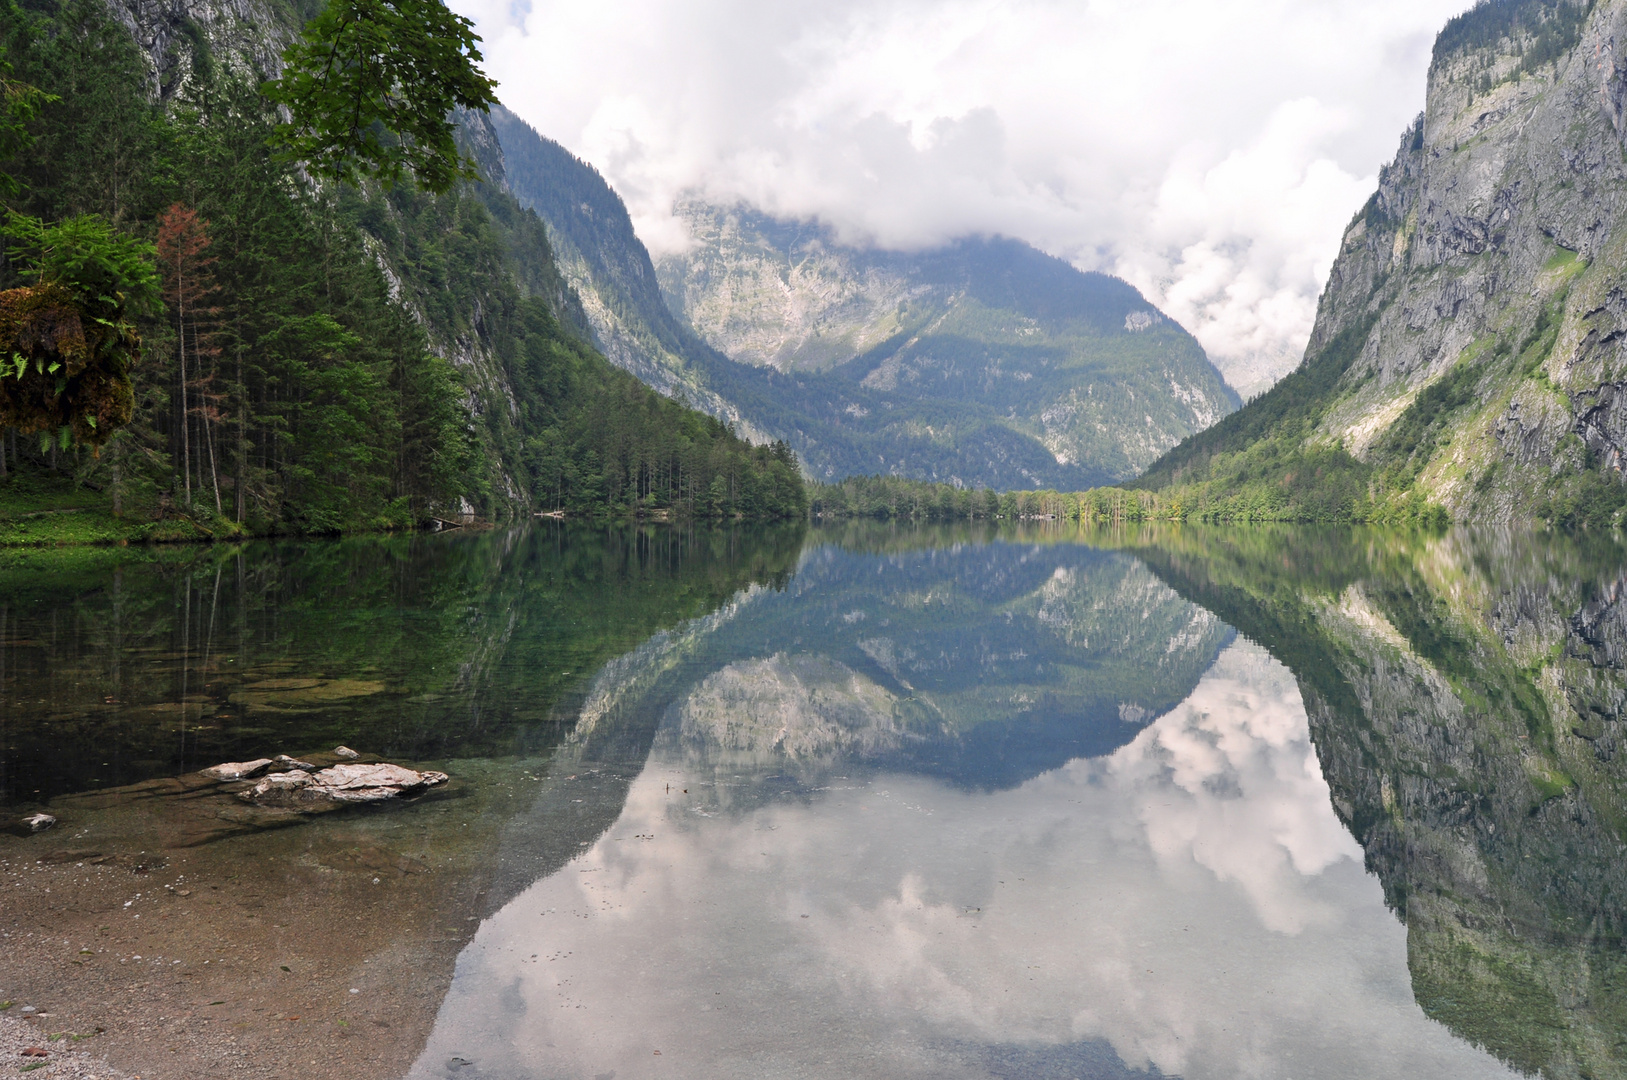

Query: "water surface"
left=4, top=522, right=1624, bottom=1079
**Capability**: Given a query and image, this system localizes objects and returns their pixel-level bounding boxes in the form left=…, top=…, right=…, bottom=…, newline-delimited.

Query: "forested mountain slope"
left=491, top=114, right=1236, bottom=489
left=1134, top=0, right=1627, bottom=526
left=0, top=0, right=802, bottom=535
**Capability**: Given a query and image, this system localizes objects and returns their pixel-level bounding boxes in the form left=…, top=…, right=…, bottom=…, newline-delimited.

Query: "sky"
left=451, top=0, right=1475, bottom=396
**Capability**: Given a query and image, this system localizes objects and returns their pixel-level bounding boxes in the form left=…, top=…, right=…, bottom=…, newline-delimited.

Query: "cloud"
left=406, top=640, right=1517, bottom=1079
left=453, top=0, right=1472, bottom=394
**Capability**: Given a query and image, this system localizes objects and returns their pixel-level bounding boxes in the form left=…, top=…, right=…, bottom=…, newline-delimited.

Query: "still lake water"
left=4, top=522, right=1625, bottom=1079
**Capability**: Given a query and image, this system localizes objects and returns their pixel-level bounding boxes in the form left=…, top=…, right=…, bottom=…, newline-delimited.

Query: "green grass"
left=0, top=472, right=212, bottom=546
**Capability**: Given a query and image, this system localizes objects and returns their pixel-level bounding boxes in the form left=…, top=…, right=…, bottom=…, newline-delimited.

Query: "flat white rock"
left=201, top=759, right=273, bottom=781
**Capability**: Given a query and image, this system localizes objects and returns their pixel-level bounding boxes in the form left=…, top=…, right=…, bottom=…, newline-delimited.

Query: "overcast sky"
left=453, top=0, right=1474, bottom=394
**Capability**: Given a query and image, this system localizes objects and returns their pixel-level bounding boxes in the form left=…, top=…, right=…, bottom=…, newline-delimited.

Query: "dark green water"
left=6, top=522, right=1627, bottom=1079
left=0, top=524, right=804, bottom=805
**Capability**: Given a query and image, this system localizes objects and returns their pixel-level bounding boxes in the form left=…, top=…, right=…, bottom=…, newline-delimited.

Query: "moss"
left=0, top=282, right=136, bottom=447
left=1530, top=765, right=1573, bottom=801
left=0, top=472, right=213, bottom=546
left=1543, top=245, right=1580, bottom=272
left=1412, top=936, right=1567, bottom=1076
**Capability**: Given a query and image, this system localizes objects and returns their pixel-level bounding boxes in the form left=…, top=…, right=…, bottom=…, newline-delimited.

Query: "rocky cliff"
left=486, top=105, right=774, bottom=441
left=1139, top=0, right=1627, bottom=526
left=659, top=200, right=1237, bottom=483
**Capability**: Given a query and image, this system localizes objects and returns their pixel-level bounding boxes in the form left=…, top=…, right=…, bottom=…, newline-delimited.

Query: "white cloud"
left=407, top=640, right=1517, bottom=1079
left=454, top=0, right=1473, bottom=396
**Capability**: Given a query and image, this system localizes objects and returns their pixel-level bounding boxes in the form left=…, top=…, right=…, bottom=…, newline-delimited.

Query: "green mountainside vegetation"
left=0, top=0, right=804, bottom=544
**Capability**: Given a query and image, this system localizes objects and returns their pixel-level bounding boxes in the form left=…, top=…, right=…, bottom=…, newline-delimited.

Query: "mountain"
left=1133, top=0, right=1627, bottom=526
left=485, top=104, right=755, bottom=431
left=658, top=201, right=1239, bottom=481
left=490, top=113, right=1238, bottom=489
left=4, top=0, right=800, bottom=531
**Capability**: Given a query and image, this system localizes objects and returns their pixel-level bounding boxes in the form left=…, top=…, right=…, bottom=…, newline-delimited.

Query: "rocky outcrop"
left=238, top=762, right=449, bottom=806
left=102, top=0, right=290, bottom=97
left=1291, top=0, right=1627, bottom=520
left=198, top=751, right=449, bottom=810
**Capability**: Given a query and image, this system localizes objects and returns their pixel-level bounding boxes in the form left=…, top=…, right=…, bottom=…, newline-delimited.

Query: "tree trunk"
left=178, top=274, right=191, bottom=509
left=235, top=337, right=245, bottom=523
left=206, top=407, right=222, bottom=515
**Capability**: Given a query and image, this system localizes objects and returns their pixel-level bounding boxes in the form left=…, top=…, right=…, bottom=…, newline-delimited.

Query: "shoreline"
left=0, top=754, right=568, bottom=1080
left=0, top=499, right=797, bottom=550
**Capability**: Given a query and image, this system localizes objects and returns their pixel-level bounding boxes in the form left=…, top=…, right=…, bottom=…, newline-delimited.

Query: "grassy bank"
left=0, top=473, right=217, bottom=546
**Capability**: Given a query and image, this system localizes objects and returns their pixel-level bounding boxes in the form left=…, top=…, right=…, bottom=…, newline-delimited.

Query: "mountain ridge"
left=489, top=114, right=1238, bottom=489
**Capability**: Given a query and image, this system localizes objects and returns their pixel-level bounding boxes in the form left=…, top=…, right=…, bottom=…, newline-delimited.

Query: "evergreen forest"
left=0, top=0, right=805, bottom=540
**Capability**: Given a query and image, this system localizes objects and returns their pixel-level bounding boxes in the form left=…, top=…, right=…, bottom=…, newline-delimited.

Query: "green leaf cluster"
left=265, top=0, right=498, bottom=193
left=2, top=209, right=158, bottom=318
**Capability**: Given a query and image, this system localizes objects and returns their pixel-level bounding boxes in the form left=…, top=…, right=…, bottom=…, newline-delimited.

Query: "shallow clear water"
left=5, top=522, right=1625, bottom=1078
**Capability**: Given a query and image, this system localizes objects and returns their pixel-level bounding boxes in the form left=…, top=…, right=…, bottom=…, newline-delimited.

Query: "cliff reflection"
left=1123, top=525, right=1627, bottom=1079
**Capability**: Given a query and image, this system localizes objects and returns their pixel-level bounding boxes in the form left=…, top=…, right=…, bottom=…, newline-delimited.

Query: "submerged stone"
left=201, top=759, right=273, bottom=781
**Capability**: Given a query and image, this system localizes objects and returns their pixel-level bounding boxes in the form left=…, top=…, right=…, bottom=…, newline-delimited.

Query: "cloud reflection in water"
left=409, top=640, right=1515, bottom=1080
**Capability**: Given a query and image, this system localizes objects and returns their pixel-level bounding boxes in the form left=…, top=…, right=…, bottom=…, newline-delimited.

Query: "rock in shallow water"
left=22, top=813, right=55, bottom=833
left=237, top=762, right=449, bottom=808
left=201, top=758, right=273, bottom=781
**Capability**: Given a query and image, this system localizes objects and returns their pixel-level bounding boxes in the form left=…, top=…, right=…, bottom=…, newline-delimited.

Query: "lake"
left=1, top=522, right=1621, bottom=1079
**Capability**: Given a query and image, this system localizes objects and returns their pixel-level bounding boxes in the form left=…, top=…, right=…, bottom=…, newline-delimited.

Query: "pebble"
left=0, top=1012, right=133, bottom=1079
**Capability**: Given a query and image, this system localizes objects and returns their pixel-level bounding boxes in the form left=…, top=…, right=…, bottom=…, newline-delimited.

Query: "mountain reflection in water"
left=411, top=638, right=1509, bottom=1080
left=5, top=523, right=1625, bottom=1079
left=409, top=525, right=1582, bottom=1080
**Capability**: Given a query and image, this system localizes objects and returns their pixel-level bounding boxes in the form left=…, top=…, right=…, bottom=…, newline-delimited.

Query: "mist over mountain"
left=493, top=109, right=1237, bottom=488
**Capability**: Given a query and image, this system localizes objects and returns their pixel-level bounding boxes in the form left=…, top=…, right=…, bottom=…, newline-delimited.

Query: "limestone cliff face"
left=1306, top=0, right=1627, bottom=520
left=657, top=202, right=925, bottom=374
left=657, top=200, right=1238, bottom=482
left=102, top=0, right=290, bottom=96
